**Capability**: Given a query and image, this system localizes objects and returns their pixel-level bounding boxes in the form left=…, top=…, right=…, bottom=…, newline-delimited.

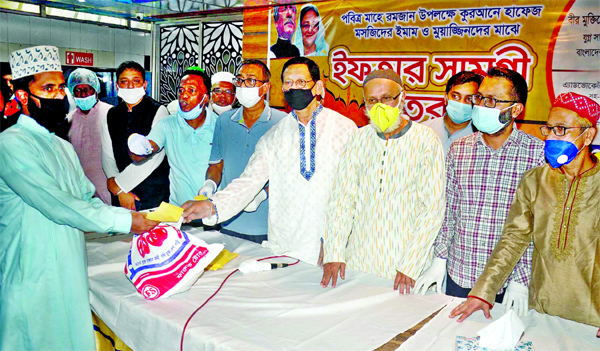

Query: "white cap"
left=9, top=45, right=62, bottom=80
left=211, top=71, right=235, bottom=85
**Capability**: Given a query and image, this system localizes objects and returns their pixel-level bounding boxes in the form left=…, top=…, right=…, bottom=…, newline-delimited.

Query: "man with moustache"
left=414, top=67, right=545, bottom=317
left=182, top=57, right=357, bottom=264
left=321, top=69, right=446, bottom=293
left=210, top=71, right=237, bottom=115
left=0, top=45, right=158, bottom=350
left=127, top=67, right=216, bottom=206
left=269, top=5, right=301, bottom=59
left=450, top=93, right=600, bottom=336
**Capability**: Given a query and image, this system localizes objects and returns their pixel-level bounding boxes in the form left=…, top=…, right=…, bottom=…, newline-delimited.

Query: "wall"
left=0, top=11, right=152, bottom=69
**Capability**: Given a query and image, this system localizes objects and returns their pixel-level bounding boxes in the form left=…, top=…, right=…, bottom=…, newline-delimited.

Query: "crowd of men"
left=0, top=44, right=598, bottom=350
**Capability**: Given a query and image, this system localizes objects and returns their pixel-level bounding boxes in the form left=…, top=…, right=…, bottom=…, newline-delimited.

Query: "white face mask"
left=118, top=87, right=146, bottom=104
left=211, top=102, right=233, bottom=115
left=236, top=86, right=263, bottom=108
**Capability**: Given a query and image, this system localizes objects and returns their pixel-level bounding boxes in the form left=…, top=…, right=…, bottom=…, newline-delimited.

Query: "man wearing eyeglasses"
left=197, top=59, right=286, bottom=243
left=321, top=69, right=445, bottom=293
left=183, top=57, right=357, bottom=264
left=209, top=71, right=236, bottom=115
left=126, top=67, right=216, bottom=206
left=415, top=67, right=545, bottom=317
left=450, top=92, right=600, bottom=334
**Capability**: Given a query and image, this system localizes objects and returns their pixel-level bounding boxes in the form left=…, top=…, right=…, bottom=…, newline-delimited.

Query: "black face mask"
left=28, top=93, right=71, bottom=139
left=284, top=88, right=316, bottom=111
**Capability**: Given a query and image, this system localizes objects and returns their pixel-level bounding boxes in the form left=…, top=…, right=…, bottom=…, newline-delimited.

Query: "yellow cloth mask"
left=368, top=103, right=400, bottom=133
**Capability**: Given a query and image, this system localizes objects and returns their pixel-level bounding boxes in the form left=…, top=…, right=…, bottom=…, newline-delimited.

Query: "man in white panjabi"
left=182, top=57, right=357, bottom=265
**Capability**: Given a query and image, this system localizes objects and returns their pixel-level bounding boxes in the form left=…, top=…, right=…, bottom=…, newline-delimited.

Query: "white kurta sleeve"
left=113, top=106, right=169, bottom=193
left=209, top=134, right=270, bottom=223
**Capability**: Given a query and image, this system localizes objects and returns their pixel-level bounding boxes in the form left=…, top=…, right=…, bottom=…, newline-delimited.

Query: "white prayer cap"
left=9, top=45, right=62, bottom=80
left=211, top=71, right=235, bottom=85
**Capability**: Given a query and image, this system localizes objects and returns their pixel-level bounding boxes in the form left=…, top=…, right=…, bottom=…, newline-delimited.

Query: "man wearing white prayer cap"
left=0, top=45, right=158, bottom=350
left=210, top=71, right=236, bottom=115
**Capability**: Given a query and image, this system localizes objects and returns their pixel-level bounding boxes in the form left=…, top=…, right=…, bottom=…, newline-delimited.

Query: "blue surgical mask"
left=178, top=101, right=205, bottom=120
left=74, top=95, right=97, bottom=111
left=544, top=132, right=585, bottom=168
left=472, top=104, right=514, bottom=134
left=446, top=100, right=473, bottom=124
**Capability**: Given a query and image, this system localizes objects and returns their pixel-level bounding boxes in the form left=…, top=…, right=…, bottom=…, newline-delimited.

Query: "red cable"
left=179, top=255, right=300, bottom=351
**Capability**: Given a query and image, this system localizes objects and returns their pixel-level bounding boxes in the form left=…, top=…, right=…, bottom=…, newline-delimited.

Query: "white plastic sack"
left=125, top=225, right=223, bottom=300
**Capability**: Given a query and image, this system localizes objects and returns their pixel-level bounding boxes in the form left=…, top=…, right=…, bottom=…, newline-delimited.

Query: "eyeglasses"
left=540, top=125, right=589, bottom=137
left=365, top=92, right=401, bottom=105
left=282, top=79, right=313, bottom=90
left=233, top=77, right=266, bottom=88
left=470, top=94, right=517, bottom=108
left=211, top=88, right=235, bottom=96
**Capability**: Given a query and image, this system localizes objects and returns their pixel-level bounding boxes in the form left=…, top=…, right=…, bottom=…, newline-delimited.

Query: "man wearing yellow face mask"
left=321, top=69, right=446, bottom=294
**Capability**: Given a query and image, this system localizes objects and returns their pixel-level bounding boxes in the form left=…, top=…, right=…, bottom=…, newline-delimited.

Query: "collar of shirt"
left=375, top=118, right=412, bottom=140
left=17, top=114, right=52, bottom=140
left=442, top=114, right=473, bottom=139
left=474, top=123, right=522, bottom=151
left=230, top=102, right=272, bottom=128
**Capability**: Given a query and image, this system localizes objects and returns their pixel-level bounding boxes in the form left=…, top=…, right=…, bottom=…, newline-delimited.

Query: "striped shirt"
left=433, top=127, right=545, bottom=289
left=324, top=120, right=446, bottom=280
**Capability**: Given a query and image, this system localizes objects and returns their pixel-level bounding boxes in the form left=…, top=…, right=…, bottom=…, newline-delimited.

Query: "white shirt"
left=421, top=116, right=475, bottom=157
left=210, top=107, right=357, bottom=264
left=101, top=103, right=169, bottom=193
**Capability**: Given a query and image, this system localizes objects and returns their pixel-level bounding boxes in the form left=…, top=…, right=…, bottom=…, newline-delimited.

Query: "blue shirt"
left=421, top=116, right=475, bottom=157
left=209, top=104, right=286, bottom=235
left=148, top=110, right=217, bottom=206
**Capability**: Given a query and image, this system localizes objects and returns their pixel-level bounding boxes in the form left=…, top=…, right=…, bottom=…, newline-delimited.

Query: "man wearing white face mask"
left=102, top=61, right=170, bottom=211
left=127, top=67, right=216, bottom=207
left=422, top=71, right=482, bottom=156
left=199, top=60, right=286, bottom=243
left=67, top=68, right=112, bottom=204
left=321, top=69, right=445, bottom=294
left=210, top=71, right=237, bottom=115
left=414, top=67, right=545, bottom=317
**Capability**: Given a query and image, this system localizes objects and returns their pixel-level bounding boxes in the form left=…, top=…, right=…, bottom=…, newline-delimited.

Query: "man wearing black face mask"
left=182, top=57, right=357, bottom=266
left=0, top=45, right=159, bottom=350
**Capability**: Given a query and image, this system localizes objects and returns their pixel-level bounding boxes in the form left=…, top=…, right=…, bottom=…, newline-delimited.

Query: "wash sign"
left=66, top=51, right=94, bottom=67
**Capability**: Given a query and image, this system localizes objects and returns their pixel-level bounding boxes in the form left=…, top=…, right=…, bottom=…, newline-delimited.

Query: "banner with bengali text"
left=264, top=0, right=600, bottom=128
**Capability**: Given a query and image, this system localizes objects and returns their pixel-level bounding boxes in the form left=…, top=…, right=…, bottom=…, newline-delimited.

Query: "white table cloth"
left=87, top=228, right=453, bottom=351
left=398, top=298, right=600, bottom=351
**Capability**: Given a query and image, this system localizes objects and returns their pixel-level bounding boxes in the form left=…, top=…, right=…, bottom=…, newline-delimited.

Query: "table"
left=87, top=228, right=453, bottom=351
left=398, top=298, right=600, bottom=351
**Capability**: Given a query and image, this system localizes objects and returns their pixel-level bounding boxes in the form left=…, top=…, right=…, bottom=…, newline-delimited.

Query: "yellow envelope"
left=146, top=202, right=184, bottom=222
left=206, top=249, right=239, bottom=271
left=193, top=194, right=208, bottom=201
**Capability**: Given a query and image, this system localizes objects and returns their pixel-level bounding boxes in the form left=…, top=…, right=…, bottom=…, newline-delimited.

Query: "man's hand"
left=449, top=297, right=492, bottom=322
left=107, top=177, right=120, bottom=195
left=118, top=192, right=139, bottom=211
left=321, top=262, right=345, bottom=288
left=414, top=257, right=447, bottom=295
left=394, top=271, right=415, bottom=294
left=128, top=133, right=153, bottom=156
left=198, top=179, right=217, bottom=198
left=130, top=212, right=159, bottom=234
left=181, top=200, right=215, bottom=223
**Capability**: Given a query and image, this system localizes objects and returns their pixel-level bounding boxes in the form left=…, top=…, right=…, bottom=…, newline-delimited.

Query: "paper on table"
left=205, top=249, right=239, bottom=271
left=146, top=202, right=183, bottom=222
left=478, top=309, right=525, bottom=350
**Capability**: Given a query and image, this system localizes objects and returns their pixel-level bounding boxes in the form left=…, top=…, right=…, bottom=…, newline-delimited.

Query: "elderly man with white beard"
left=321, top=69, right=446, bottom=294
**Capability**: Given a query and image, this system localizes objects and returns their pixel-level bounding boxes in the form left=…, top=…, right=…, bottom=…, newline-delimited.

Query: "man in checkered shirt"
left=414, top=67, right=546, bottom=317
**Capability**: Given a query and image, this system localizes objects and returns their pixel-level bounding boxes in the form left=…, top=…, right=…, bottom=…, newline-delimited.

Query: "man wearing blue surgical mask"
left=415, top=67, right=545, bottom=318
left=422, top=71, right=481, bottom=156
left=67, top=68, right=112, bottom=204
left=102, top=61, right=170, bottom=211
left=127, top=67, right=216, bottom=207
